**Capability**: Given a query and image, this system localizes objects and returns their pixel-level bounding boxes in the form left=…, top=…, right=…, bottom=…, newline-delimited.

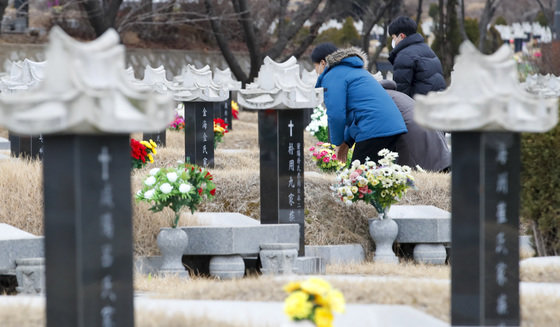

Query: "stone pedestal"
left=209, top=255, right=245, bottom=279
left=184, top=101, right=215, bottom=168
left=258, top=109, right=305, bottom=255
left=43, top=135, right=134, bottom=327
left=259, top=243, right=298, bottom=275
left=15, top=257, right=45, bottom=295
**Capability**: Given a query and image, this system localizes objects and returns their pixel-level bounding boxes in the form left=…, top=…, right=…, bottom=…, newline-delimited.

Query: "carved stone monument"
left=0, top=27, right=173, bottom=327
left=174, top=64, right=228, bottom=168
left=238, top=56, right=323, bottom=255
left=415, top=41, right=558, bottom=327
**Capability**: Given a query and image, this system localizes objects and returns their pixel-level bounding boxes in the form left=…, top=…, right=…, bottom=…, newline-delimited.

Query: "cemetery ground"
left=0, top=110, right=559, bottom=326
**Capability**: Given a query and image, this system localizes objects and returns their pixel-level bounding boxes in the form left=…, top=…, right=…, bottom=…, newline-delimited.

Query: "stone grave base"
left=305, top=244, right=365, bottom=265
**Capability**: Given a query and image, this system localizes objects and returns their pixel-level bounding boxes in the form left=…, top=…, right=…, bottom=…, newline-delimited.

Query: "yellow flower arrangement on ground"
left=140, top=139, right=158, bottom=163
left=283, top=277, right=345, bottom=327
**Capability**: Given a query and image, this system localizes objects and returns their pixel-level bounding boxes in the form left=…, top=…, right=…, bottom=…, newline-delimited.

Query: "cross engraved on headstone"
left=288, top=120, right=294, bottom=137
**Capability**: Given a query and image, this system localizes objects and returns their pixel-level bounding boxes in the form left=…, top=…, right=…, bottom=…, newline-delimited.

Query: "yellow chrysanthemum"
left=140, top=141, right=153, bottom=150
left=284, top=291, right=312, bottom=319
left=300, top=277, right=331, bottom=296
left=149, top=140, right=157, bottom=149
left=231, top=100, right=239, bottom=110
left=147, top=154, right=154, bottom=163
left=283, top=281, right=301, bottom=293
left=314, top=307, right=334, bottom=327
left=326, top=289, right=345, bottom=313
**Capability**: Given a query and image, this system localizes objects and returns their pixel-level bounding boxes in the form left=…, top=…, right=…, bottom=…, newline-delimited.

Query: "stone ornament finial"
left=0, top=27, right=174, bottom=135
left=522, top=74, right=560, bottom=98
left=238, top=56, right=323, bottom=109
left=414, top=41, right=558, bottom=133
left=172, top=64, right=229, bottom=102
left=213, top=67, right=242, bottom=91
left=0, top=59, right=46, bottom=93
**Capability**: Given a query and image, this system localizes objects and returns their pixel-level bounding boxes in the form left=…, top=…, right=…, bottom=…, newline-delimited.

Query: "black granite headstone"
left=258, top=109, right=305, bottom=255
left=9, top=132, right=44, bottom=159
left=451, top=132, right=520, bottom=327
left=143, top=130, right=166, bottom=148
left=184, top=101, right=215, bottom=168
left=43, top=134, right=134, bottom=327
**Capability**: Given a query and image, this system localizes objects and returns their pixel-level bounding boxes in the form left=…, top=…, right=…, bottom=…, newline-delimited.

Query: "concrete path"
left=0, top=295, right=448, bottom=327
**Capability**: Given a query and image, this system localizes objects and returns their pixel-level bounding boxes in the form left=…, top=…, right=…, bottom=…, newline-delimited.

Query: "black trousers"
left=351, top=134, right=401, bottom=164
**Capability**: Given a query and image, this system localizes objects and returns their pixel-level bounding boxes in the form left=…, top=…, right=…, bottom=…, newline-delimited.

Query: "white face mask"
left=392, top=39, right=396, bottom=49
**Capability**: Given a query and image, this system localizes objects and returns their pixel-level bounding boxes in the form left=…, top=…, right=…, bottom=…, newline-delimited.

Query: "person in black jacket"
left=388, top=16, right=446, bottom=97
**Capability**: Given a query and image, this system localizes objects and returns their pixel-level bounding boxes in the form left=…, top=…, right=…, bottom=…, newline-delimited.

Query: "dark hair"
left=311, top=42, right=338, bottom=63
left=388, top=16, right=417, bottom=37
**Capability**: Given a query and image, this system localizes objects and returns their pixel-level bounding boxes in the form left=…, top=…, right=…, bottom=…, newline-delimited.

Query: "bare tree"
left=0, top=0, right=9, bottom=33
left=478, top=0, right=503, bottom=53
left=534, top=0, right=555, bottom=25
left=357, top=0, right=391, bottom=71
left=79, top=0, right=124, bottom=37
left=415, top=0, right=423, bottom=24
left=205, top=0, right=331, bottom=84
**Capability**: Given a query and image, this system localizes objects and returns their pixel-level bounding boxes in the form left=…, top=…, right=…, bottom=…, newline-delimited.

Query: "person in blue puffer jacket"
left=312, top=43, right=407, bottom=164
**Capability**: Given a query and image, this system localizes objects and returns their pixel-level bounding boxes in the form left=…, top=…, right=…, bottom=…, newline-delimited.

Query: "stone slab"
left=181, top=224, right=299, bottom=256
left=388, top=205, right=451, bottom=243
left=0, top=296, right=450, bottom=327
left=0, top=223, right=37, bottom=240
left=521, top=256, right=560, bottom=268
left=194, top=212, right=259, bottom=227
left=305, top=244, right=365, bottom=265
left=294, top=256, right=326, bottom=275
left=0, top=137, right=9, bottom=150
left=0, top=226, right=43, bottom=274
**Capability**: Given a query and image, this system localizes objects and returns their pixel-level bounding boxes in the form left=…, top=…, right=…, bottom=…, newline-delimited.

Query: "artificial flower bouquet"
left=306, top=104, right=329, bottom=143
left=214, top=118, right=229, bottom=148
left=308, top=142, right=353, bottom=173
left=231, top=100, right=239, bottom=119
left=131, top=138, right=157, bottom=169
left=136, top=163, right=216, bottom=228
left=331, top=149, right=416, bottom=217
left=283, top=277, right=345, bottom=327
left=168, top=113, right=185, bottom=131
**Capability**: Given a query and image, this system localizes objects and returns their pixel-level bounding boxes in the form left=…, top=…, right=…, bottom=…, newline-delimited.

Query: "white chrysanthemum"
left=402, top=166, right=412, bottom=173
left=378, top=149, right=390, bottom=156
left=159, top=183, right=173, bottom=194
left=144, top=189, right=155, bottom=199
left=179, top=183, right=192, bottom=193
left=166, top=172, right=178, bottom=183
left=144, top=176, right=156, bottom=186
left=352, top=160, right=361, bottom=168
left=136, top=190, right=142, bottom=196
left=149, top=168, right=160, bottom=176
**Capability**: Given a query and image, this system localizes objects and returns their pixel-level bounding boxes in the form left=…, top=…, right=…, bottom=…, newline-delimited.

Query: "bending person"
left=380, top=79, right=451, bottom=172
left=312, top=43, right=407, bottom=164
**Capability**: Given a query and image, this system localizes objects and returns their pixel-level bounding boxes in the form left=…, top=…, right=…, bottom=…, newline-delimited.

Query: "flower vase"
left=157, top=227, right=190, bottom=278
left=368, top=208, right=399, bottom=264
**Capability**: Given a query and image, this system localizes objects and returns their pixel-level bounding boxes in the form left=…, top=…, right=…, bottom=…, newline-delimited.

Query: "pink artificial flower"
left=316, top=142, right=324, bottom=146
left=534, top=51, right=542, bottom=58
left=323, top=157, right=330, bottom=163
left=313, top=152, right=319, bottom=157
left=309, top=147, right=315, bottom=151
left=332, top=154, right=337, bottom=159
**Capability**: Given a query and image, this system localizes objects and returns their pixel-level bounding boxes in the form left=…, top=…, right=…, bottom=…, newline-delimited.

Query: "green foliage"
left=136, top=164, right=216, bottom=228
left=521, top=106, right=560, bottom=255
left=428, top=3, right=439, bottom=21
left=494, top=16, right=508, bottom=26
left=465, top=17, right=480, bottom=46
left=535, top=11, right=548, bottom=27
left=484, top=25, right=503, bottom=54
left=315, top=17, right=360, bottom=47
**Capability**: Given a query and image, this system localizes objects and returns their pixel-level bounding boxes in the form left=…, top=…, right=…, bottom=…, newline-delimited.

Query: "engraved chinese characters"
left=184, top=102, right=214, bottom=168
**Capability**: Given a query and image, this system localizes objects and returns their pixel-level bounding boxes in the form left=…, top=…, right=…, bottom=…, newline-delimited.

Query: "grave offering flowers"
left=214, top=118, right=229, bottom=148
left=168, top=113, right=185, bottom=131
left=283, top=277, right=345, bottom=327
left=308, top=142, right=353, bottom=173
left=136, top=163, right=216, bottom=228
left=306, top=104, right=329, bottom=143
left=131, top=138, right=157, bottom=169
left=231, top=100, right=239, bottom=119
left=331, top=149, right=415, bottom=218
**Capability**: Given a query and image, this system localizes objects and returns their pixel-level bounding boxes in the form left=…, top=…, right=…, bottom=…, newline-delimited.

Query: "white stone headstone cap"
left=213, top=67, right=242, bottom=91
left=0, top=26, right=174, bottom=135
left=414, top=41, right=558, bottom=133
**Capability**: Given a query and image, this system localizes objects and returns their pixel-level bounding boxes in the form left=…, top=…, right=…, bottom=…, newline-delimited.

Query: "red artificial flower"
left=205, top=172, right=213, bottom=180
left=210, top=188, right=216, bottom=196
left=198, top=188, right=203, bottom=195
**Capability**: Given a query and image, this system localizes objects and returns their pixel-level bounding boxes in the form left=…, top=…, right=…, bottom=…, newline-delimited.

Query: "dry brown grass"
left=326, top=261, right=450, bottom=279
left=0, top=110, right=451, bottom=257
left=0, top=303, right=245, bottom=327
left=520, top=263, right=560, bottom=283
